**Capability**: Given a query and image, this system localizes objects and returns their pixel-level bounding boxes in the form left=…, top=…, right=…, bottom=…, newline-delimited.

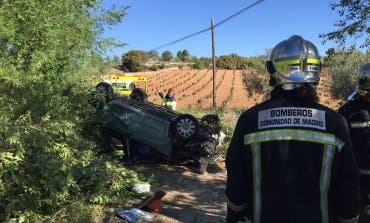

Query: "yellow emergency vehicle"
left=103, top=73, right=148, bottom=96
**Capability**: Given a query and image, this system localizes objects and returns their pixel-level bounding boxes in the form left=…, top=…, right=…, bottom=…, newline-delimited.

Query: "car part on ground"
left=90, top=82, right=222, bottom=173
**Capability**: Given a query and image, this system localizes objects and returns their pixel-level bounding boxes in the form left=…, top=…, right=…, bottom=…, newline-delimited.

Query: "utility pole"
left=211, top=19, right=216, bottom=109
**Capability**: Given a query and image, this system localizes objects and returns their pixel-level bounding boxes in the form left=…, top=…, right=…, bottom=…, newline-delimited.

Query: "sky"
left=102, top=0, right=351, bottom=58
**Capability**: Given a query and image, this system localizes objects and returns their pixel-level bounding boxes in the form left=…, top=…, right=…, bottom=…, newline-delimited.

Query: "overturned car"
left=90, top=82, right=223, bottom=173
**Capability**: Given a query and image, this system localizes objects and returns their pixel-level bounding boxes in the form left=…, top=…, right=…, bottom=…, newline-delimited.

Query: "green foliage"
left=320, top=0, right=370, bottom=48
left=159, top=63, right=166, bottom=69
left=192, top=57, right=211, bottom=69
left=243, top=70, right=270, bottom=95
left=148, top=62, right=165, bottom=71
left=120, top=50, right=148, bottom=72
left=161, top=50, right=173, bottom=61
left=326, top=48, right=370, bottom=98
left=245, top=55, right=268, bottom=73
left=147, top=50, right=159, bottom=61
left=323, top=47, right=336, bottom=64
left=0, top=0, right=145, bottom=221
left=216, top=54, right=249, bottom=70
left=107, top=55, right=122, bottom=69
left=177, top=107, right=243, bottom=157
left=148, top=65, right=159, bottom=71
left=192, top=60, right=206, bottom=69
left=176, top=49, right=191, bottom=62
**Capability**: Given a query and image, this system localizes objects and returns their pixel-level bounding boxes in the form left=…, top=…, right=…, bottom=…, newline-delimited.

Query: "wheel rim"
left=176, top=117, right=196, bottom=138
left=96, top=85, right=106, bottom=92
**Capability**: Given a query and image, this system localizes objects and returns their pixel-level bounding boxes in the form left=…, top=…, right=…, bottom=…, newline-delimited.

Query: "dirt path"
left=129, top=161, right=227, bottom=223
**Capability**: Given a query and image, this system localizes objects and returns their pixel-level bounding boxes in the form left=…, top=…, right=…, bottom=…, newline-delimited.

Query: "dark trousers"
left=359, top=177, right=370, bottom=223
left=360, top=175, right=370, bottom=207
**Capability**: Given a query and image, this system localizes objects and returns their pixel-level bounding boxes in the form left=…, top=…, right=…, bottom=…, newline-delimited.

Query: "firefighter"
left=338, top=63, right=370, bottom=220
left=157, top=88, right=177, bottom=110
left=225, top=35, right=360, bottom=223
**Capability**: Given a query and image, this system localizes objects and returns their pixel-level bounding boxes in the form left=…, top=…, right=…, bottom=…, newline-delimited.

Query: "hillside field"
left=124, top=67, right=343, bottom=110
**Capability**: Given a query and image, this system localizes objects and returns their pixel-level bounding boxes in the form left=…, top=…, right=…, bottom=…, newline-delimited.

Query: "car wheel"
left=96, top=82, right=114, bottom=101
left=130, top=88, right=148, bottom=102
left=172, top=114, right=199, bottom=140
left=89, top=82, right=114, bottom=109
left=200, top=114, right=221, bottom=134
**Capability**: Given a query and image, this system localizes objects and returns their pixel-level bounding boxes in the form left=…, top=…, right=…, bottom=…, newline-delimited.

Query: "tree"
left=147, top=50, right=159, bottom=61
left=320, top=0, right=370, bottom=48
left=0, top=0, right=142, bottom=221
left=109, top=55, right=122, bottom=68
left=177, top=49, right=190, bottom=62
left=326, top=48, right=370, bottom=98
left=120, top=50, right=147, bottom=72
left=161, top=50, right=173, bottom=61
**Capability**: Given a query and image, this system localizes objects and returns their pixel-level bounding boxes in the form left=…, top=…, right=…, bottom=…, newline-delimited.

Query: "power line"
left=151, top=27, right=211, bottom=51
left=214, top=0, right=264, bottom=28
left=150, top=0, right=264, bottom=51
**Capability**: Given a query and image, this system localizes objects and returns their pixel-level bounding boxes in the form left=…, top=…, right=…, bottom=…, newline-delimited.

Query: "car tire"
left=172, top=114, right=199, bottom=141
left=130, top=88, right=148, bottom=102
left=96, top=82, right=114, bottom=101
left=200, top=114, right=221, bottom=133
left=89, top=82, right=114, bottom=109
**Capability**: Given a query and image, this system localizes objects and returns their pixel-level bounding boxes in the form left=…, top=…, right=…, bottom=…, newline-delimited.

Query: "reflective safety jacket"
left=225, top=89, right=360, bottom=223
left=338, top=98, right=370, bottom=176
left=158, top=92, right=177, bottom=110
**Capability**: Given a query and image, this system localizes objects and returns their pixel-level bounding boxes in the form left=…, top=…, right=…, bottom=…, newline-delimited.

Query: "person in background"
left=157, top=88, right=177, bottom=110
left=225, top=35, right=360, bottom=223
left=338, top=63, right=370, bottom=222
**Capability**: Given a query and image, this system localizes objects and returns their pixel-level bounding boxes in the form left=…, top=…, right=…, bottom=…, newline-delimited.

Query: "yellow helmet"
left=266, top=35, right=321, bottom=90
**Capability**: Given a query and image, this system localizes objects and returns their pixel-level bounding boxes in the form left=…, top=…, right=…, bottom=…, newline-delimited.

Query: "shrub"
left=246, top=55, right=268, bottom=72
left=216, top=54, right=249, bottom=70
left=326, top=48, right=370, bottom=98
left=192, top=57, right=211, bottom=69
left=159, top=63, right=166, bottom=69
left=192, top=60, right=206, bottom=69
left=148, top=65, right=159, bottom=71
left=243, top=70, right=270, bottom=94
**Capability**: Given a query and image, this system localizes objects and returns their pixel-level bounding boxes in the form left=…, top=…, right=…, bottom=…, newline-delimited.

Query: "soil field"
left=132, top=67, right=342, bottom=110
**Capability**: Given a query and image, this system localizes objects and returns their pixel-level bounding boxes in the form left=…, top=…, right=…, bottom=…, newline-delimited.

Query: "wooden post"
left=211, top=19, right=216, bottom=109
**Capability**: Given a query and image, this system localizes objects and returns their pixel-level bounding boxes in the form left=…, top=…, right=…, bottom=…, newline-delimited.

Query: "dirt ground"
left=128, top=161, right=227, bottom=223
